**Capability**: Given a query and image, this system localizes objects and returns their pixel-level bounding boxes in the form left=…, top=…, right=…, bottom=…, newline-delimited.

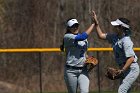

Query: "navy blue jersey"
left=106, top=33, right=137, bottom=66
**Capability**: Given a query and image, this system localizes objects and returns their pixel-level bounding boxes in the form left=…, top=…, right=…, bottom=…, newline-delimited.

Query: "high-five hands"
left=90, top=11, right=99, bottom=25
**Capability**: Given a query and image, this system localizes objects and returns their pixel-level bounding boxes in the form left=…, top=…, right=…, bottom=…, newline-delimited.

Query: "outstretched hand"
left=90, top=11, right=98, bottom=25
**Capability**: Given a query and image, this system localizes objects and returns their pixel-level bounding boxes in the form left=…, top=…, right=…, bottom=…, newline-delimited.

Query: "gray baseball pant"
left=64, top=66, right=89, bottom=93
left=118, top=62, right=140, bottom=93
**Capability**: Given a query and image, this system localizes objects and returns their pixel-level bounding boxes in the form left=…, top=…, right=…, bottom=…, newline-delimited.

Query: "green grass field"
left=45, top=91, right=140, bottom=93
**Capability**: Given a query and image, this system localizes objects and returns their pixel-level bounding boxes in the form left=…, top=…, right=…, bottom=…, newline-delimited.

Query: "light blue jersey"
left=106, top=34, right=138, bottom=66
left=64, top=33, right=88, bottom=67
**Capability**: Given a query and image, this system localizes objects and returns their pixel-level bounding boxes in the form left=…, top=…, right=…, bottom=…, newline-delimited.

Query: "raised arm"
left=92, top=11, right=106, bottom=39
left=75, top=15, right=96, bottom=41
left=85, top=23, right=95, bottom=35
left=96, top=25, right=106, bottom=39
left=75, top=24, right=95, bottom=41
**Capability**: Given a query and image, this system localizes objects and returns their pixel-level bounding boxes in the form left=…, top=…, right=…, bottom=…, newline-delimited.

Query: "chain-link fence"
left=0, top=48, right=139, bottom=93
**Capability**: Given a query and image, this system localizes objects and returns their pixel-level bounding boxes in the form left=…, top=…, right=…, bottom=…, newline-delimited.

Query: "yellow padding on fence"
left=0, top=48, right=140, bottom=52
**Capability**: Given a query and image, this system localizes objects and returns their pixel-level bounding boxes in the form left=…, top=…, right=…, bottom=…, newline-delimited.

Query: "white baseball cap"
left=67, top=19, right=79, bottom=27
left=111, top=19, right=130, bottom=28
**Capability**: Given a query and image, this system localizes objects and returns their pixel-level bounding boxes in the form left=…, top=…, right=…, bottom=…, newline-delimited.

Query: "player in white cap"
left=92, top=11, right=139, bottom=93
left=60, top=14, right=95, bottom=93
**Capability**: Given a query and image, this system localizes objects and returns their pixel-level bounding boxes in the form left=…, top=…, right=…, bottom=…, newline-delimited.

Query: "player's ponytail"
left=60, top=18, right=77, bottom=52
left=60, top=39, right=64, bottom=52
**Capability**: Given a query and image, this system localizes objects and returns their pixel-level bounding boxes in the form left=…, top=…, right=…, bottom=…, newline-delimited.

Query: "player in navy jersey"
left=93, top=11, right=139, bottom=93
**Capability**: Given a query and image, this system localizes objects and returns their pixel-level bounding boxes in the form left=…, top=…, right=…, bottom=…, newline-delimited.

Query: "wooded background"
left=0, top=0, right=140, bottom=92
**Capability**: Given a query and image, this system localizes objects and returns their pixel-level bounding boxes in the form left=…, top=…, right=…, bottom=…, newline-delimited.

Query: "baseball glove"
left=85, top=56, right=98, bottom=72
left=105, top=67, right=123, bottom=80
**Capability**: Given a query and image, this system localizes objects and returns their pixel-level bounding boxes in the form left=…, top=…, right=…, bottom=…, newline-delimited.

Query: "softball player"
left=60, top=17, right=95, bottom=93
left=92, top=11, right=140, bottom=93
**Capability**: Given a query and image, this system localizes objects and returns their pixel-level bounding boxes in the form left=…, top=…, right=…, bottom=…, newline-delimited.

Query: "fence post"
left=38, top=52, right=42, bottom=93
left=97, top=51, right=101, bottom=93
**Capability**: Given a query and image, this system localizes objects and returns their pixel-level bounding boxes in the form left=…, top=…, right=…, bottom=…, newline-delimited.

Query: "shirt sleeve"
left=106, top=33, right=114, bottom=44
left=75, top=32, right=88, bottom=41
left=123, top=37, right=135, bottom=57
left=64, top=32, right=88, bottom=41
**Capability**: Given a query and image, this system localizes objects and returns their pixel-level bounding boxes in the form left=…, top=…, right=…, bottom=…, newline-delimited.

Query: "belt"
left=66, top=65, right=84, bottom=69
left=132, top=62, right=137, bottom=63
